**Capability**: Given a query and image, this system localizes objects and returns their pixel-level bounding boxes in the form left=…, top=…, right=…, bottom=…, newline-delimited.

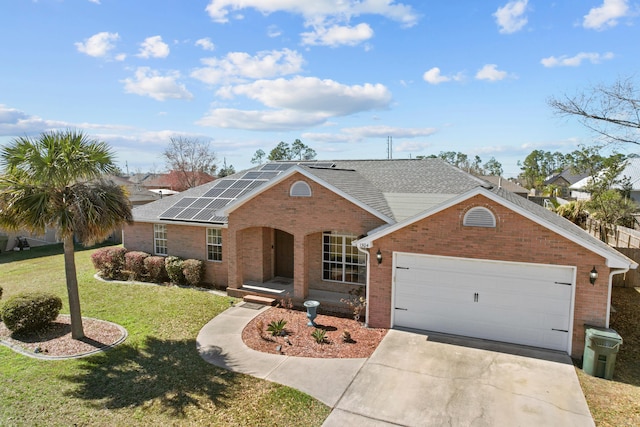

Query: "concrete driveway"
left=324, top=329, right=594, bottom=427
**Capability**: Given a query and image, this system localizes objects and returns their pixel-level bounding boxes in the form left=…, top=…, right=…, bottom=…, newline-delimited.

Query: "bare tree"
left=548, top=77, right=640, bottom=145
left=163, top=137, right=217, bottom=190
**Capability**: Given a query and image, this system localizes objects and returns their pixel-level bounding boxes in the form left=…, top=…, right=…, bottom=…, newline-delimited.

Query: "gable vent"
left=463, top=207, right=496, bottom=228
left=290, top=181, right=312, bottom=197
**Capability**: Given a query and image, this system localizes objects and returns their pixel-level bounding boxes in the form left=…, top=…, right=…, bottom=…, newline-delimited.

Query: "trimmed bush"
left=125, top=251, right=150, bottom=280
left=144, top=256, right=168, bottom=283
left=91, top=246, right=127, bottom=279
left=165, top=256, right=186, bottom=285
left=182, top=259, right=204, bottom=287
left=0, top=292, right=62, bottom=334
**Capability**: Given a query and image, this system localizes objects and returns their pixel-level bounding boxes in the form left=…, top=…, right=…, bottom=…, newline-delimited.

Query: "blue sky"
left=1, top=0, right=638, bottom=178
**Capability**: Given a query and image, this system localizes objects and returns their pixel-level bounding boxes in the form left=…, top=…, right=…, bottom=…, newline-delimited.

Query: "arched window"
left=463, top=207, right=496, bottom=228
left=290, top=181, right=312, bottom=197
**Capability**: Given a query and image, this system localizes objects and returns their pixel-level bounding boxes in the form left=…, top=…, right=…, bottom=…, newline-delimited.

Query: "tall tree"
left=517, top=150, right=568, bottom=190
left=163, top=137, right=217, bottom=189
left=251, top=149, right=266, bottom=164
left=265, top=140, right=317, bottom=161
left=483, top=157, right=503, bottom=176
left=0, top=130, right=132, bottom=339
left=290, top=139, right=317, bottom=160
left=268, top=141, right=291, bottom=161
left=217, top=158, right=236, bottom=178
left=548, top=77, right=640, bottom=145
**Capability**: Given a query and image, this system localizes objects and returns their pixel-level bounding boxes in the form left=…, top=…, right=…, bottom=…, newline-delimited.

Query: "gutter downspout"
left=356, top=244, right=371, bottom=328
left=606, top=267, right=630, bottom=328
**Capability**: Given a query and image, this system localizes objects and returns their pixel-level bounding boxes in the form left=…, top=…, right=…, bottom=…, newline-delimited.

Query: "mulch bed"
left=242, top=306, right=387, bottom=358
left=0, top=315, right=125, bottom=358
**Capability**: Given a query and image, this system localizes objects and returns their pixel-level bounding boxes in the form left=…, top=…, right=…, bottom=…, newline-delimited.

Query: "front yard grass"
left=577, top=286, right=640, bottom=427
left=0, top=245, right=330, bottom=426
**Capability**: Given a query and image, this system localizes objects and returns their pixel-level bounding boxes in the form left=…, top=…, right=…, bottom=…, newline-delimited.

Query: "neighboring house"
left=544, top=168, right=590, bottom=198
left=135, top=170, right=216, bottom=192
left=480, top=176, right=529, bottom=198
left=123, top=159, right=636, bottom=358
left=569, top=158, right=640, bottom=203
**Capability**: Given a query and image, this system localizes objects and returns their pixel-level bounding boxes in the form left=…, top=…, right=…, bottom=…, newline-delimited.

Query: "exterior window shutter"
left=290, top=181, right=312, bottom=197
left=463, top=207, right=496, bottom=228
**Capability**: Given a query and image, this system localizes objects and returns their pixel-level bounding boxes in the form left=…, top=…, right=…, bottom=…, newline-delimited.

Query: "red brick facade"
left=366, top=194, right=607, bottom=357
left=123, top=175, right=624, bottom=358
left=123, top=222, right=228, bottom=286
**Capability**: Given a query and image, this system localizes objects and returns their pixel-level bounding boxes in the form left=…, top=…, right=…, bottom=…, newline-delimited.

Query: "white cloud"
left=122, top=67, right=193, bottom=101
left=343, top=125, right=437, bottom=139
left=301, top=23, right=374, bottom=47
left=217, top=76, right=392, bottom=115
left=0, top=105, right=134, bottom=137
left=205, top=0, right=418, bottom=27
left=475, top=64, right=509, bottom=81
left=195, top=37, right=215, bottom=51
left=75, top=32, right=120, bottom=58
left=115, top=53, right=127, bottom=61
left=583, top=0, right=629, bottom=30
left=197, top=108, right=330, bottom=131
left=191, top=49, right=304, bottom=85
left=199, top=76, right=392, bottom=130
left=494, top=0, right=529, bottom=34
left=267, top=25, right=282, bottom=38
left=137, top=36, right=170, bottom=59
left=422, top=67, right=464, bottom=85
left=88, top=0, right=101, bottom=4
left=541, top=52, right=615, bottom=67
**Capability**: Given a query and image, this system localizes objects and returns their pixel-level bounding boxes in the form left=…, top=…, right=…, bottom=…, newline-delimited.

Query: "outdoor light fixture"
left=590, top=266, right=598, bottom=285
left=376, top=249, right=383, bottom=264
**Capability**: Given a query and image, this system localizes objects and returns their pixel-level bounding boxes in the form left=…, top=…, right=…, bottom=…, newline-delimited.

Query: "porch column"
left=293, top=233, right=308, bottom=299
left=227, top=228, right=242, bottom=289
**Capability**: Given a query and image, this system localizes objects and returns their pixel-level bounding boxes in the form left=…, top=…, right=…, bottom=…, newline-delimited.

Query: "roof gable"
left=220, top=166, right=395, bottom=223
left=356, top=186, right=636, bottom=269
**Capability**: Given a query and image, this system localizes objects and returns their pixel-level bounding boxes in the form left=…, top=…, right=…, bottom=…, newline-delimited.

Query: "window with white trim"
left=207, top=228, right=222, bottom=262
left=463, top=207, right=496, bottom=228
left=322, top=232, right=365, bottom=284
left=154, top=224, right=167, bottom=255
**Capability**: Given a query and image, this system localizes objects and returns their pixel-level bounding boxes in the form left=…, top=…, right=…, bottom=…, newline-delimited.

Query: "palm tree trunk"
left=63, top=235, right=85, bottom=339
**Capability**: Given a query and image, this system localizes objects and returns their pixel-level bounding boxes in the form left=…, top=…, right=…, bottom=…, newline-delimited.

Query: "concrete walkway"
left=196, top=303, right=366, bottom=407
left=197, top=303, right=595, bottom=426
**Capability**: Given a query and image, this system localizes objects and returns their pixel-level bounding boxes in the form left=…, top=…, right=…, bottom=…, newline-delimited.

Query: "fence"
left=585, top=218, right=640, bottom=287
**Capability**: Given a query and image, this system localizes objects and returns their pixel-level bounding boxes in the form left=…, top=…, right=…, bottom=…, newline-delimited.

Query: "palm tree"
left=0, top=130, right=132, bottom=339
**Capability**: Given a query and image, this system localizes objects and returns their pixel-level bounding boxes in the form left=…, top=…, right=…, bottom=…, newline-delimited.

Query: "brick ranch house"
left=123, top=159, right=636, bottom=358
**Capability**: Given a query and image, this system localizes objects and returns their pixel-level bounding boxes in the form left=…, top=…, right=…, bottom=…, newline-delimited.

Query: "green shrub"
left=267, top=319, right=287, bottom=336
left=182, top=259, right=204, bottom=287
left=165, top=256, right=186, bottom=285
left=0, top=292, right=63, bottom=334
left=125, top=251, right=150, bottom=280
left=91, top=246, right=127, bottom=279
left=144, top=256, right=168, bottom=283
left=311, top=328, right=327, bottom=344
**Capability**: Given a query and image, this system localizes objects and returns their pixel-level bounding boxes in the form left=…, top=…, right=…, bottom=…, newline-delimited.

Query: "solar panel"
left=158, top=161, right=321, bottom=222
left=202, top=187, right=226, bottom=198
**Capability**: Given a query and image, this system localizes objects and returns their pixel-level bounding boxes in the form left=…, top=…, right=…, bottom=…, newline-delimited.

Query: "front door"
left=274, top=230, right=294, bottom=278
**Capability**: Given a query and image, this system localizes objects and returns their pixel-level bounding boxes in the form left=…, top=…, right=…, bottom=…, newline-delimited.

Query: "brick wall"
left=367, top=194, right=607, bottom=358
left=123, top=222, right=228, bottom=287
left=227, top=173, right=387, bottom=298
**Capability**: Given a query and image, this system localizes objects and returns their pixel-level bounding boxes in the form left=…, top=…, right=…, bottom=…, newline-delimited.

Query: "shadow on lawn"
left=62, top=336, right=238, bottom=416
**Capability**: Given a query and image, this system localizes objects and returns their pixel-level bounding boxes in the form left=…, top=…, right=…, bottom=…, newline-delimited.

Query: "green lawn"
left=0, top=245, right=330, bottom=426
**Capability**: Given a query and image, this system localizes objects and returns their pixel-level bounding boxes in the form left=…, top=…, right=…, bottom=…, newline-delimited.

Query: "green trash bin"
left=583, top=325, right=623, bottom=380
left=0, top=235, right=8, bottom=253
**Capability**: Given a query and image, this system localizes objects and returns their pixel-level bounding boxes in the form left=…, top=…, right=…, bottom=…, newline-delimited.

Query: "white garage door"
left=393, top=253, right=575, bottom=352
